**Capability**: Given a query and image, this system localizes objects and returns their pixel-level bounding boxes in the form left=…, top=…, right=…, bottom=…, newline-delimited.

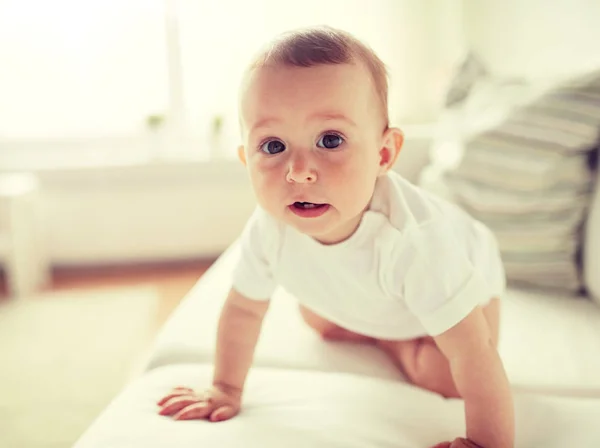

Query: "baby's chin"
left=287, top=216, right=360, bottom=246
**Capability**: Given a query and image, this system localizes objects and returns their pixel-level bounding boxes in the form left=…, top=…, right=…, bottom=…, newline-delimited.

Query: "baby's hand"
left=431, top=438, right=485, bottom=448
left=157, top=384, right=241, bottom=422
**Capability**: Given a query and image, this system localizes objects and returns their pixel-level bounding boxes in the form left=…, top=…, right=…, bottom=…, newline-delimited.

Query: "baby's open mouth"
left=292, top=202, right=327, bottom=210
left=289, top=202, right=331, bottom=218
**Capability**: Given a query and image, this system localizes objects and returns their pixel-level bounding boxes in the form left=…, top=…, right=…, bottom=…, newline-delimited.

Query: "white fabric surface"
left=146, top=242, right=600, bottom=393
left=499, top=288, right=600, bottom=395
left=233, top=171, right=505, bottom=339
left=75, top=364, right=600, bottom=448
left=585, top=165, right=600, bottom=304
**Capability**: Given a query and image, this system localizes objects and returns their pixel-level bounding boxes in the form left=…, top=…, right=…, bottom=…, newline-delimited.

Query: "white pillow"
left=585, top=165, right=600, bottom=304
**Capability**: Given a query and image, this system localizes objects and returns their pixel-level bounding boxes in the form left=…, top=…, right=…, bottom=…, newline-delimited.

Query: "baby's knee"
left=411, top=343, right=461, bottom=399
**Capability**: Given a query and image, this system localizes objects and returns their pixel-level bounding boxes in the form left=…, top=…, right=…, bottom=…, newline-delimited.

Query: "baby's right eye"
left=259, top=140, right=286, bottom=155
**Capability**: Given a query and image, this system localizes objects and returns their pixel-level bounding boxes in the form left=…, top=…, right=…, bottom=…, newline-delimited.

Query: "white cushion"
left=500, top=288, right=600, bottom=394
left=585, top=166, right=600, bottom=304
left=146, top=242, right=600, bottom=392
left=74, top=364, right=600, bottom=448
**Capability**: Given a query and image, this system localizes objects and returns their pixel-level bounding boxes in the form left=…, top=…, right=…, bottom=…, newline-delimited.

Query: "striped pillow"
left=446, top=70, right=600, bottom=294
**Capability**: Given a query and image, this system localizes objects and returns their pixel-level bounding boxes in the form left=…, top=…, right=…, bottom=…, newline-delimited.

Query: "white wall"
left=463, top=0, right=600, bottom=80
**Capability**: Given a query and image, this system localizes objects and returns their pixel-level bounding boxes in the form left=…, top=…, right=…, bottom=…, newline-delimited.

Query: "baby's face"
left=239, top=62, right=400, bottom=244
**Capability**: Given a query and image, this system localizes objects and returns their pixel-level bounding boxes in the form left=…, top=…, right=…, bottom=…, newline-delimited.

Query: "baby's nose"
left=286, top=155, right=317, bottom=183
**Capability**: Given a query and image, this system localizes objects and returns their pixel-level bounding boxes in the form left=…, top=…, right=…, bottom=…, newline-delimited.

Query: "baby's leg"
left=377, top=298, right=501, bottom=398
left=299, top=305, right=377, bottom=344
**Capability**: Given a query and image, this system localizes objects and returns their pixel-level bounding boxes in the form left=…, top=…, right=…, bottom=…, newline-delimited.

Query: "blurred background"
left=0, top=1, right=599, bottom=447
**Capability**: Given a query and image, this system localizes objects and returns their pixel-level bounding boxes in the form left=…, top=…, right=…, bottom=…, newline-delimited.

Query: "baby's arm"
left=158, top=287, right=270, bottom=421
left=212, top=287, right=270, bottom=393
left=433, top=306, right=514, bottom=448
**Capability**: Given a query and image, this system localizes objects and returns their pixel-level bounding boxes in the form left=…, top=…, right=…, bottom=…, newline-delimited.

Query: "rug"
left=0, top=287, right=159, bottom=448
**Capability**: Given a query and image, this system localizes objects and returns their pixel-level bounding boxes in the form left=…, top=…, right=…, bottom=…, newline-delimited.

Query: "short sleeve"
left=401, top=222, right=493, bottom=336
left=231, top=207, right=279, bottom=300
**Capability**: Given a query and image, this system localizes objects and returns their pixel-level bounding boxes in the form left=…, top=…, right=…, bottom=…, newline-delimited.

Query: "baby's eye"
left=317, top=133, right=344, bottom=149
left=259, top=140, right=286, bottom=155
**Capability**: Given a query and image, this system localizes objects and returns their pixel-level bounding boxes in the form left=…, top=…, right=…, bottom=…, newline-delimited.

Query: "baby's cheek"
left=334, top=161, right=376, bottom=207
left=249, top=165, right=283, bottom=202
left=251, top=154, right=285, bottom=175
left=330, top=157, right=368, bottom=184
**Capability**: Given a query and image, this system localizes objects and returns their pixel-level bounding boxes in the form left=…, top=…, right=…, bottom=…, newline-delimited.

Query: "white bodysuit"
left=232, top=171, right=505, bottom=339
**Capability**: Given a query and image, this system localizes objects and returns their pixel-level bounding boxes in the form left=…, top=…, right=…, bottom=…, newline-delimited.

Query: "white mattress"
left=146, top=242, right=600, bottom=394
left=75, top=363, right=600, bottom=448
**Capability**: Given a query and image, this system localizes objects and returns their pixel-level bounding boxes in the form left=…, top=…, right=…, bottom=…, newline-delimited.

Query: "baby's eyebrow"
left=249, top=112, right=356, bottom=134
left=251, top=117, right=281, bottom=132
left=309, top=112, right=357, bottom=127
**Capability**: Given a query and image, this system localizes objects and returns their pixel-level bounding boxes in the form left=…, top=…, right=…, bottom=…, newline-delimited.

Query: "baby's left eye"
left=317, top=134, right=344, bottom=149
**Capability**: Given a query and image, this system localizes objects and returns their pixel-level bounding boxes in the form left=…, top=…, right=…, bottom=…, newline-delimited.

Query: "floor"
left=0, top=258, right=216, bottom=334
left=0, top=259, right=216, bottom=448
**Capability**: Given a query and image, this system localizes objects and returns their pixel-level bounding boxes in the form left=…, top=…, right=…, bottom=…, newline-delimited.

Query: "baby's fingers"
left=159, top=396, right=199, bottom=416
left=174, top=402, right=215, bottom=421
left=209, top=405, right=238, bottom=422
left=157, top=388, right=195, bottom=406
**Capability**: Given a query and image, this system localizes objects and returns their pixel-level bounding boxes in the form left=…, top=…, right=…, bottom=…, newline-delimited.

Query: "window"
left=0, top=0, right=168, bottom=140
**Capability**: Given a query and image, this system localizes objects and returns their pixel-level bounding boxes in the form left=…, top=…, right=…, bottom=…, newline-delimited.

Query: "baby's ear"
left=378, top=127, right=403, bottom=175
left=237, top=145, right=247, bottom=166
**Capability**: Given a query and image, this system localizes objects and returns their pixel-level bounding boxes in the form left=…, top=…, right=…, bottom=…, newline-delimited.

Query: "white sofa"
left=75, top=364, right=600, bottom=448
left=74, top=240, right=600, bottom=447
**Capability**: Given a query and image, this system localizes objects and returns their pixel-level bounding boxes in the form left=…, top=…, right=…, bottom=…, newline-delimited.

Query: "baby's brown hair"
left=246, top=26, right=390, bottom=128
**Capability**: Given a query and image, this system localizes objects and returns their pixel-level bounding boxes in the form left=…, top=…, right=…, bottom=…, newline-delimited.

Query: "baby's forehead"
left=242, top=61, right=372, bottom=91
left=239, top=62, right=380, bottom=120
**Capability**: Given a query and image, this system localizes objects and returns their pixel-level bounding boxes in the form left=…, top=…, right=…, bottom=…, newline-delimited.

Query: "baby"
left=157, top=26, right=514, bottom=448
